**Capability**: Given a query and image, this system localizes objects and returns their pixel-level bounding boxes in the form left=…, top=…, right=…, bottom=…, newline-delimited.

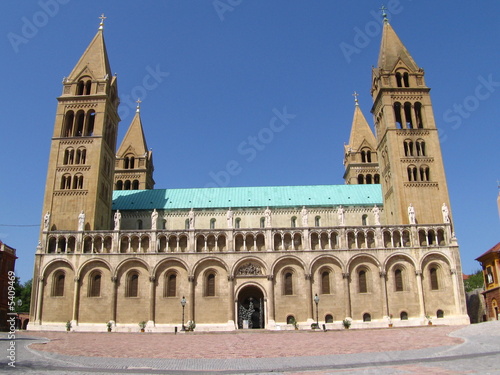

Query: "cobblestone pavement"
left=1, top=322, right=500, bottom=374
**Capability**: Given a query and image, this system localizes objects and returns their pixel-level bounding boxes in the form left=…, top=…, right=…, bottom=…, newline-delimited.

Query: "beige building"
left=29, top=17, right=469, bottom=332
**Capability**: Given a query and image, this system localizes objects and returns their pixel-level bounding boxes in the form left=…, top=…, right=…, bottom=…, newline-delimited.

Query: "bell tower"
left=41, top=16, right=119, bottom=232
left=371, top=17, right=452, bottom=225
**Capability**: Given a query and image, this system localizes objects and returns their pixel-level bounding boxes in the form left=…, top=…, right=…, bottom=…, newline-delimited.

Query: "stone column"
left=305, top=274, right=313, bottom=322
left=415, top=270, right=426, bottom=317
left=450, top=269, right=460, bottom=315
left=228, top=276, right=235, bottom=325
left=379, top=271, right=389, bottom=317
left=111, top=276, right=118, bottom=322
left=149, top=276, right=156, bottom=325
left=188, top=275, right=195, bottom=322
left=266, top=275, right=275, bottom=326
left=343, top=273, right=352, bottom=318
left=71, top=277, right=80, bottom=324
left=35, top=277, right=44, bottom=324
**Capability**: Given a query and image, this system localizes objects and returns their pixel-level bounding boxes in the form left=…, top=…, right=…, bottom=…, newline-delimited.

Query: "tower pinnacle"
left=99, top=13, right=106, bottom=31
left=380, top=5, right=388, bottom=23
left=136, top=98, right=142, bottom=113
left=352, top=91, right=359, bottom=106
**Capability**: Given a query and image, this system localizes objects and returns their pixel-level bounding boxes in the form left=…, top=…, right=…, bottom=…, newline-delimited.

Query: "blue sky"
left=1, top=1, right=499, bottom=283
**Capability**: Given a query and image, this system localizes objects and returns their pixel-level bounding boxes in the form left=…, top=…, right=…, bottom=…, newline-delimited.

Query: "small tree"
left=464, top=270, right=484, bottom=292
left=14, top=278, right=31, bottom=313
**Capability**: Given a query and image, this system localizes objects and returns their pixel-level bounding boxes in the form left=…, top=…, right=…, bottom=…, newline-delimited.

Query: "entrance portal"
left=237, top=285, right=264, bottom=329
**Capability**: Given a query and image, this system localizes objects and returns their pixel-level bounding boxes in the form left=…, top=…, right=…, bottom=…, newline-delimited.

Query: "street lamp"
left=180, top=296, right=187, bottom=331
left=313, top=294, right=319, bottom=327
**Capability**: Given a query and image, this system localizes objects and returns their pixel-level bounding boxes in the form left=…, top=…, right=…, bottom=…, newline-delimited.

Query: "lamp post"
left=313, top=294, right=319, bottom=327
left=180, top=296, right=186, bottom=331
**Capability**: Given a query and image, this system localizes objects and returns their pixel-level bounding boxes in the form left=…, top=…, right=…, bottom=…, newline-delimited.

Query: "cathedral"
left=29, top=15, right=469, bottom=332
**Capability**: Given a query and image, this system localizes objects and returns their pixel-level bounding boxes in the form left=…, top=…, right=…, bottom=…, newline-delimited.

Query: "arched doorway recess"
left=237, top=285, right=265, bottom=329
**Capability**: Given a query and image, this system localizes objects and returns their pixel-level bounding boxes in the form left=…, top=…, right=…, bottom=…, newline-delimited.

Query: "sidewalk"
left=3, top=322, right=500, bottom=374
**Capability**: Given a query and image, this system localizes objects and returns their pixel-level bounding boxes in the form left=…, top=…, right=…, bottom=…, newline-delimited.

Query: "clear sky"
left=1, top=1, right=499, bottom=283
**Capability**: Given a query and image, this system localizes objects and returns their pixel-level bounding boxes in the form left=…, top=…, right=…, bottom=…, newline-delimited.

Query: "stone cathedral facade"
left=29, top=18, right=469, bottom=332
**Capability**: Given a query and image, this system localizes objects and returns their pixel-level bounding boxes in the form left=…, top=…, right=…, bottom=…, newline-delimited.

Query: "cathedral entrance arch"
left=237, top=284, right=265, bottom=329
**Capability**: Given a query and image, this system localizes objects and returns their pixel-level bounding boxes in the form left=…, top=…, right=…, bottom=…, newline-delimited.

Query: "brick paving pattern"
left=22, top=326, right=463, bottom=359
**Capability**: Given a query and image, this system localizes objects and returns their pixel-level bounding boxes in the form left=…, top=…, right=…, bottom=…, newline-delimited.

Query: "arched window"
left=89, top=272, right=101, bottom=297
left=116, top=180, right=123, bottom=190
left=210, top=218, right=216, bottom=230
left=185, top=219, right=190, bottom=230
left=286, top=315, right=296, bottom=325
left=407, top=165, right=417, bottom=182
left=394, top=102, right=403, bottom=128
left=85, top=80, right=92, bottom=95
left=61, top=174, right=71, bottom=190
left=430, top=267, right=439, bottom=290
left=315, top=216, right=321, bottom=227
left=284, top=272, right=293, bottom=295
left=72, top=174, right=84, bottom=189
left=358, top=174, right=364, bottom=184
left=291, top=216, right=297, bottom=228
left=126, top=272, right=139, bottom=297
left=374, top=174, right=380, bottom=184
left=235, top=218, right=241, bottom=229
left=64, top=148, right=74, bottom=165
left=52, top=271, right=65, bottom=297
left=260, top=217, right=265, bottom=228
left=395, top=72, right=403, bottom=87
left=395, top=269, right=404, bottom=291
left=358, top=270, right=367, bottom=293
left=365, top=174, right=372, bottom=184
left=363, top=313, right=371, bottom=322
left=137, top=220, right=143, bottom=230
left=166, top=273, right=177, bottom=297
left=400, top=311, right=408, bottom=320
left=404, top=139, right=414, bottom=157
left=85, top=110, right=95, bottom=136
left=325, top=314, right=333, bottom=323
left=414, top=102, right=423, bottom=128
left=63, top=111, right=74, bottom=137
left=436, top=309, right=444, bottom=318
left=321, top=270, right=330, bottom=294
left=362, top=214, right=368, bottom=226
left=206, top=273, right=216, bottom=297
left=360, top=149, right=372, bottom=163
left=75, top=110, right=85, bottom=136
left=124, top=180, right=131, bottom=190
left=77, top=80, right=85, bottom=95
left=132, top=180, right=139, bottom=190
left=403, top=72, right=410, bottom=87
left=416, top=139, right=426, bottom=156
left=75, top=147, right=86, bottom=164
left=404, top=102, right=413, bottom=129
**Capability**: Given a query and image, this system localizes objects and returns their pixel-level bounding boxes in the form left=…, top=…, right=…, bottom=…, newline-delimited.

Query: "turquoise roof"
left=112, top=185, right=383, bottom=211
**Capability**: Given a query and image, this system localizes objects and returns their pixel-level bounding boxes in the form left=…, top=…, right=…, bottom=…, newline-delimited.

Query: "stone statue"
left=226, top=208, right=233, bottom=228
left=301, top=206, right=308, bottom=227
left=408, top=203, right=416, bottom=224
left=372, top=205, right=380, bottom=225
left=114, top=210, right=121, bottom=231
left=78, top=210, right=85, bottom=231
left=442, top=203, right=450, bottom=223
left=43, top=211, right=50, bottom=231
left=151, top=209, right=158, bottom=229
left=337, top=205, right=345, bottom=226
left=264, top=207, right=271, bottom=227
left=188, top=208, right=195, bottom=229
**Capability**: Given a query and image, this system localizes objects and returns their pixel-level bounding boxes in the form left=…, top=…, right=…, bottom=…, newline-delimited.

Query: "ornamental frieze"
left=237, top=262, right=263, bottom=276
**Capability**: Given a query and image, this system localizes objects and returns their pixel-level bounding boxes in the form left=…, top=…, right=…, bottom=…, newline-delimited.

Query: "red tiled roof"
left=476, top=242, right=500, bottom=261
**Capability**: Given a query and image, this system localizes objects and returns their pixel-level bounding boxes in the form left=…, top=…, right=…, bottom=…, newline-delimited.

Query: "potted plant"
left=426, top=315, right=432, bottom=325
left=139, top=321, right=147, bottom=332
left=66, top=321, right=72, bottom=332
left=387, top=314, right=393, bottom=327
left=311, top=322, right=319, bottom=330
left=289, top=317, right=298, bottom=330
left=106, top=321, right=112, bottom=332
left=342, top=318, right=351, bottom=329
left=185, top=320, right=196, bottom=332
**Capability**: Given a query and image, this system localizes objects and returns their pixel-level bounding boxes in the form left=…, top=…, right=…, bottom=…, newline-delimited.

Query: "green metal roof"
left=112, top=184, right=382, bottom=211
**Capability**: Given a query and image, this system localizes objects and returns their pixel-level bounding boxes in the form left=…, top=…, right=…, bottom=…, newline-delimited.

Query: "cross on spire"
left=380, top=5, right=388, bottom=23
left=99, top=14, right=107, bottom=30
left=352, top=91, right=359, bottom=106
left=136, top=98, right=142, bottom=112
